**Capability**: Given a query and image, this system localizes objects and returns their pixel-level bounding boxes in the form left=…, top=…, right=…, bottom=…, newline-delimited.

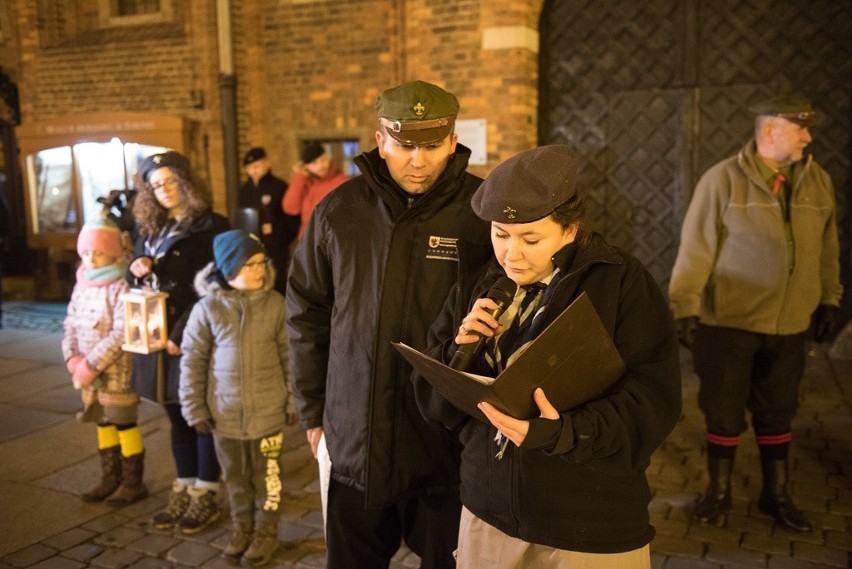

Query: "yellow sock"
left=96, top=424, right=120, bottom=450
left=117, top=426, right=144, bottom=457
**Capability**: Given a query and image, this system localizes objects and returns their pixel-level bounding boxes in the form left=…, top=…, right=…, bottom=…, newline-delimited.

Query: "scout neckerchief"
left=144, top=217, right=188, bottom=261
left=484, top=242, right=577, bottom=459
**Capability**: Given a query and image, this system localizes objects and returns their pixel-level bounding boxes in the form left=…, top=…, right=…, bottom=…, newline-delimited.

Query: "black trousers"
left=163, top=403, right=221, bottom=483
left=325, top=479, right=461, bottom=569
left=692, top=324, right=806, bottom=436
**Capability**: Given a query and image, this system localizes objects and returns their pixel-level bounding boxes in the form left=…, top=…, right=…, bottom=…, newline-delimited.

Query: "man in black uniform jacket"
left=239, top=147, right=299, bottom=295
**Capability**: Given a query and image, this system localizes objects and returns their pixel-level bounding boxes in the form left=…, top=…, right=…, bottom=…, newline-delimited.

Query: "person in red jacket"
left=283, top=142, right=349, bottom=241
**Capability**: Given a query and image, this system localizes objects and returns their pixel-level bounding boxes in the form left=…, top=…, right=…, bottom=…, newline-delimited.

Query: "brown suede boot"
left=242, top=522, right=279, bottom=567
left=221, top=521, right=253, bottom=564
left=81, top=446, right=122, bottom=502
left=105, top=451, right=148, bottom=506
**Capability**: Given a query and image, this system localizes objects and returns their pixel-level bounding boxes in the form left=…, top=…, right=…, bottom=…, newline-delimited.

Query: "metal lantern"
left=120, top=288, right=170, bottom=354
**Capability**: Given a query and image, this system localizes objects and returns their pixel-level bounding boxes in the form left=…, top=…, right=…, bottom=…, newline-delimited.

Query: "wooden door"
left=540, top=0, right=851, bottom=302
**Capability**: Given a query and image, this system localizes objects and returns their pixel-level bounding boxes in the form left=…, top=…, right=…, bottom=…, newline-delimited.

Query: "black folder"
left=394, top=292, right=626, bottom=421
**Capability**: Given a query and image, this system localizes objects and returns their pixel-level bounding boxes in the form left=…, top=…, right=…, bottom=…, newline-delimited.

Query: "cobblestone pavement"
left=0, top=306, right=850, bottom=568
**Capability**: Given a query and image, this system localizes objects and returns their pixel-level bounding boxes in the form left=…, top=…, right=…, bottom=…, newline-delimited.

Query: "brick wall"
left=12, top=0, right=545, bottom=219
left=235, top=0, right=544, bottom=180
left=234, top=0, right=400, bottom=179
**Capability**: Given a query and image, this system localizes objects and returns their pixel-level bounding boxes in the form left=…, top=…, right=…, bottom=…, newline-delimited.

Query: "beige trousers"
left=455, top=507, right=651, bottom=569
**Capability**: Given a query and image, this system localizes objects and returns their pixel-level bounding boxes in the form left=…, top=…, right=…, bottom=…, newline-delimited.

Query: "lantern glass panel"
left=127, top=300, right=146, bottom=348
left=146, top=296, right=166, bottom=348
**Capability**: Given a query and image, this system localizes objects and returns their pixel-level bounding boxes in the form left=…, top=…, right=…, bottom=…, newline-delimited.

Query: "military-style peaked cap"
left=375, top=80, right=459, bottom=145
left=749, top=95, right=818, bottom=126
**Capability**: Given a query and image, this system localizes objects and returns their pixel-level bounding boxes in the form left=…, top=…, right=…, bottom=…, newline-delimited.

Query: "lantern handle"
left=136, top=272, right=160, bottom=292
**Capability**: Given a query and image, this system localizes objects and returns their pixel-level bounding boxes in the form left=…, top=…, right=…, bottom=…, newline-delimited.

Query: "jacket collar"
left=476, top=232, right=622, bottom=284
left=738, top=138, right=812, bottom=191
left=354, top=143, right=474, bottom=210
left=193, top=260, right=276, bottom=298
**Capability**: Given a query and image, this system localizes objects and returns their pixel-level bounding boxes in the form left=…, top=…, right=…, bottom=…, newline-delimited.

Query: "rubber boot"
left=81, top=446, right=122, bottom=502
left=693, top=456, right=733, bottom=524
left=757, top=459, right=812, bottom=532
left=105, top=451, right=149, bottom=505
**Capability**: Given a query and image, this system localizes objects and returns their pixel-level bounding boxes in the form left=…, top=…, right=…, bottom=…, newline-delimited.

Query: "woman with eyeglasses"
left=129, top=151, right=230, bottom=534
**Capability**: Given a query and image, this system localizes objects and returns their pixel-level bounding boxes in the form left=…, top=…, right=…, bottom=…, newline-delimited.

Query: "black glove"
left=676, top=316, right=699, bottom=349
left=813, top=304, right=839, bottom=343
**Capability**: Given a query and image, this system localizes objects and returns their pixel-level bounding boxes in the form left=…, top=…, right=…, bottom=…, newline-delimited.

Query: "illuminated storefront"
left=17, top=111, right=188, bottom=250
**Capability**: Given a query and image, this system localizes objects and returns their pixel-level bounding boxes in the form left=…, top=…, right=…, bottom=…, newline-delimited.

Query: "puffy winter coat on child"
left=179, top=262, right=294, bottom=440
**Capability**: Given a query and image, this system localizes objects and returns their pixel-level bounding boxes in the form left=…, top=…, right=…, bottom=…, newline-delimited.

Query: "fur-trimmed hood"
left=193, top=261, right=276, bottom=298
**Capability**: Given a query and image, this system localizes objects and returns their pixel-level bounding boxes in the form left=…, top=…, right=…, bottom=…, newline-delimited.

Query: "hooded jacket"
left=180, top=262, right=293, bottom=440
left=286, top=144, right=492, bottom=508
left=415, top=234, right=682, bottom=553
left=669, top=139, right=842, bottom=334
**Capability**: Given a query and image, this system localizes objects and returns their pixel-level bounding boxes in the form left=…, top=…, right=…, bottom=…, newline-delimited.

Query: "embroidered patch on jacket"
left=426, top=235, right=459, bottom=261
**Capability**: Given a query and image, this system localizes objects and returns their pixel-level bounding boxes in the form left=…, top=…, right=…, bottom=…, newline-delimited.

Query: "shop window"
left=25, top=139, right=166, bottom=236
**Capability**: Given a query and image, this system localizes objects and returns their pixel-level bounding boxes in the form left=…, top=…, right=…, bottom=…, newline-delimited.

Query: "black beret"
left=301, top=142, right=326, bottom=164
left=748, top=95, right=818, bottom=127
left=375, top=80, right=459, bottom=145
left=472, top=145, right=579, bottom=223
left=138, top=151, right=191, bottom=183
left=243, top=147, right=267, bottom=165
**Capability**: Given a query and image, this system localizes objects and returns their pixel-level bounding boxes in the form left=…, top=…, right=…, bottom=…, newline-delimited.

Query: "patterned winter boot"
left=178, top=486, right=221, bottom=534
left=105, top=451, right=148, bottom=505
left=152, top=481, right=190, bottom=529
left=81, top=446, right=121, bottom=502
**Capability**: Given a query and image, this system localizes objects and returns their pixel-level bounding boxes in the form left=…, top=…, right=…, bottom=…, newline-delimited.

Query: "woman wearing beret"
left=128, top=151, right=230, bottom=534
left=414, top=145, right=681, bottom=567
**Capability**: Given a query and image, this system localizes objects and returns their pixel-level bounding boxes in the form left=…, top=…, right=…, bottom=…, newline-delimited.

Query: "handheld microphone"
left=448, top=276, right=518, bottom=370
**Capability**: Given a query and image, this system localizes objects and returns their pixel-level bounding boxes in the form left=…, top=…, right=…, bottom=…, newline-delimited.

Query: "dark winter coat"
left=286, top=144, right=492, bottom=508
left=129, top=210, right=230, bottom=403
left=238, top=171, right=298, bottom=259
left=415, top=234, right=682, bottom=553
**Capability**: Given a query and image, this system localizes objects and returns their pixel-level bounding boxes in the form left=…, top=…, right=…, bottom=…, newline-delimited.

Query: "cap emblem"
left=779, top=111, right=814, bottom=121
left=503, top=206, right=517, bottom=220
left=413, top=102, right=426, bottom=117
left=153, top=155, right=162, bottom=164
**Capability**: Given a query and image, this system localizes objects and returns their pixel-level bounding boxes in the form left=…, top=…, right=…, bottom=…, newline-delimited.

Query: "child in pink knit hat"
left=62, top=215, right=148, bottom=506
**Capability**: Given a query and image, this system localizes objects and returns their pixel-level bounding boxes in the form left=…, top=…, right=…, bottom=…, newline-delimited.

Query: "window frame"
left=97, top=0, right=174, bottom=28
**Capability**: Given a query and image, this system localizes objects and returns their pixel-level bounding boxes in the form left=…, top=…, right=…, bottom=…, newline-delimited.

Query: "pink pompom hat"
left=77, top=216, right=125, bottom=259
